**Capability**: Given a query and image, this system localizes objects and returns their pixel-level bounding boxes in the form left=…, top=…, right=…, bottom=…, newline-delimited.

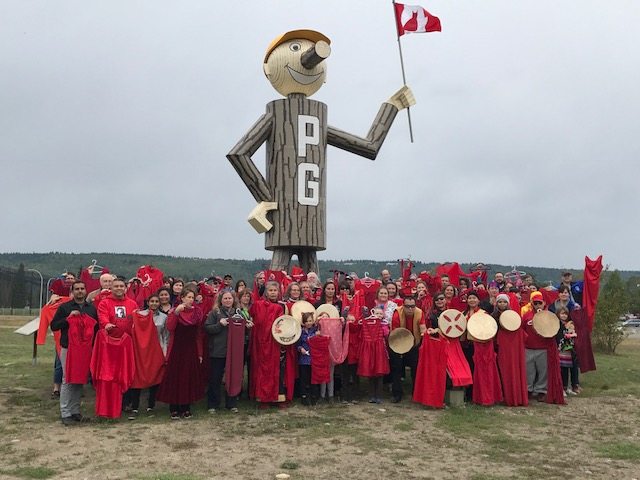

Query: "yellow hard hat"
left=264, top=29, right=331, bottom=63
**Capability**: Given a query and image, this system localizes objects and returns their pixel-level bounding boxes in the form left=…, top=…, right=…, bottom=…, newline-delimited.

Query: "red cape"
left=472, top=340, right=503, bottom=406
left=90, top=330, right=135, bottom=418
left=571, top=308, right=596, bottom=373
left=136, top=265, right=165, bottom=302
left=131, top=310, right=165, bottom=388
left=309, top=334, right=331, bottom=384
left=37, top=296, right=69, bottom=352
left=413, top=335, right=447, bottom=408
left=347, top=321, right=361, bottom=365
left=65, top=313, right=96, bottom=384
left=225, top=316, right=246, bottom=397
left=445, top=337, right=473, bottom=387
left=249, top=299, right=296, bottom=401
left=496, top=328, right=528, bottom=406
left=545, top=338, right=566, bottom=405
left=583, top=255, right=603, bottom=331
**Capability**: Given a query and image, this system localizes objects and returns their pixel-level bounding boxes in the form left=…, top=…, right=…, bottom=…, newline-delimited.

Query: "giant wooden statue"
left=227, top=29, right=415, bottom=273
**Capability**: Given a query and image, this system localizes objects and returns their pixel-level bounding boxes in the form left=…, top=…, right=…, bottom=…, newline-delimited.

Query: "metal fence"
left=0, top=307, right=40, bottom=316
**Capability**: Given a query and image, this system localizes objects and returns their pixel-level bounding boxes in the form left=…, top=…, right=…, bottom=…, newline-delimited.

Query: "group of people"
left=42, top=263, right=595, bottom=425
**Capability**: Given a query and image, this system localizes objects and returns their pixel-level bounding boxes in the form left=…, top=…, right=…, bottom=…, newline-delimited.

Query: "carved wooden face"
left=263, top=39, right=327, bottom=97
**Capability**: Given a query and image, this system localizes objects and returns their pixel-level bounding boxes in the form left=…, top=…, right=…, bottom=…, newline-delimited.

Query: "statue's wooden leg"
left=298, top=249, right=318, bottom=274
left=270, top=249, right=293, bottom=271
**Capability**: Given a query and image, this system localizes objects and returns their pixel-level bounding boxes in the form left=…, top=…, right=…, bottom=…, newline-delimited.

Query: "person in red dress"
left=493, top=294, right=528, bottom=407
left=249, top=281, right=296, bottom=407
left=128, top=295, right=167, bottom=418
left=95, top=277, right=139, bottom=416
left=157, top=289, right=206, bottom=419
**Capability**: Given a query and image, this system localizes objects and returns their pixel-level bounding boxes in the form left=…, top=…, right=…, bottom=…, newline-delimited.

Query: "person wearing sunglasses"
left=389, top=296, right=426, bottom=403
left=521, top=291, right=560, bottom=403
left=427, top=295, right=447, bottom=337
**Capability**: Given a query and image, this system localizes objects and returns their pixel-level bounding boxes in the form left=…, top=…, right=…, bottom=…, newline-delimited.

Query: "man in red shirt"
left=97, top=278, right=137, bottom=338
left=522, top=291, right=549, bottom=400
left=389, top=296, right=426, bottom=403
left=95, top=277, right=138, bottom=417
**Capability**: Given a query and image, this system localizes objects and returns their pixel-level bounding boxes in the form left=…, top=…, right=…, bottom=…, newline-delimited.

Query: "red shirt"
left=97, top=294, right=138, bottom=338
left=522, top=310, right=549, bottom=350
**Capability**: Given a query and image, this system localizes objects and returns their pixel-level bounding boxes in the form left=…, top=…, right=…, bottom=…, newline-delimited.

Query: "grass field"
left=0, top=315, right=639, bottom=480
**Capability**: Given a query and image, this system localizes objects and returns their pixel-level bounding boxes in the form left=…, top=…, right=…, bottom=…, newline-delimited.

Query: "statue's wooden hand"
left=248, top=201, right=278, bottom=233
left=387, top=86, right=416, bottom=110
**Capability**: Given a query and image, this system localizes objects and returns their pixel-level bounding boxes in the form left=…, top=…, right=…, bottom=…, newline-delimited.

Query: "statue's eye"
left=289, top=42, right=301, bottom=52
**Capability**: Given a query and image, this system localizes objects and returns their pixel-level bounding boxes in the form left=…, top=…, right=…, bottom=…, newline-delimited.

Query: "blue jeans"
left=53, top=352, right=63, bottom=384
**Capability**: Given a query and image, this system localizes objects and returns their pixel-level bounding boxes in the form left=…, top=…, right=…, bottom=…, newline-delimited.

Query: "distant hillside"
left=1, top=252, right=637, bottom=286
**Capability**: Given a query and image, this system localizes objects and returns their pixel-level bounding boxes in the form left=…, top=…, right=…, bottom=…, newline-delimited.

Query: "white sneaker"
left=208, top=408, right=216, bottom=414
left=566, top=388, right=577, bottom=396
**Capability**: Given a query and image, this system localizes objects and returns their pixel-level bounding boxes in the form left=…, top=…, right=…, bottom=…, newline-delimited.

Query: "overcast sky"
left=1, top=1, right=639, bottom=271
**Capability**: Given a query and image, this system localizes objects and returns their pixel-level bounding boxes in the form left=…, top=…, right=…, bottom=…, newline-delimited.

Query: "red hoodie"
left=97, top=294, right=138, bottom=338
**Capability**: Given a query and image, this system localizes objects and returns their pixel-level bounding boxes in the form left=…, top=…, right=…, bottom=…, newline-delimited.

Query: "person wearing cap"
left=389, top=296, right=426, bottom=403
left=227, top=29, right=415, bottom=274
left=521, top=291, right=551, bottom=401
left=556, top=272, right=578, bottom=303
left=222, top=274, right=234, bottom=292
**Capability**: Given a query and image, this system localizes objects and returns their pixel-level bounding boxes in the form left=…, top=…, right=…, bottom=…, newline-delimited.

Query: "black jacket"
left=50, top=300, right=98, bottom=349
left=204, top=307, right=235, bottom=358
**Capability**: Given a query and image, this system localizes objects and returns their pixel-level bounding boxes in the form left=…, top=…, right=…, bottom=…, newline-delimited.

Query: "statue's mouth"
left=286, top=64, right=323, bottom=85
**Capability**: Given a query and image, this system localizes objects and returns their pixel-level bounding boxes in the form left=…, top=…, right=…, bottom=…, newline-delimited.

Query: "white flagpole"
left=392, top=0, right=414, bottom=143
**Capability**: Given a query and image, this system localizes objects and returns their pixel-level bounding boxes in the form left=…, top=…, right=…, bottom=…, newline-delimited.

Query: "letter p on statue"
left=227, top=29, right=415, bottom=273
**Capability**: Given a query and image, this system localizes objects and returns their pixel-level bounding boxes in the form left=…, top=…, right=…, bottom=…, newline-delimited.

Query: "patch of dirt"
left=1, top=390, right=639, bottom=480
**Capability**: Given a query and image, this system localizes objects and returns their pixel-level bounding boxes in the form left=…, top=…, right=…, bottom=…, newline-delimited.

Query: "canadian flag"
left=394, top=2, right=441, bottom=36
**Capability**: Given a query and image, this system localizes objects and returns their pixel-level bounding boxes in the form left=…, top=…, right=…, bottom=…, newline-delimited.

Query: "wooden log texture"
left=327, top=102, right=399, bottom=160
left=264, top=94, right=327, bottom=251
left=227, top=113, right=274, bottom=202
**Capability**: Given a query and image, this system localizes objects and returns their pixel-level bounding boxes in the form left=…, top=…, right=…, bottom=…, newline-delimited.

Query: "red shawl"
left=472, top=340, right=503, bottom=406
left=131, top=310, right=165, bottom=388
left=225, top=315, right=246, bottom=396
left=347, top=321, right=361, bottom=365
left=583, top=255, right=603, bottom=332
left=545, top=338, right=566, bottom=405
left=36, top=296, right=69, bottom=352
left=496, top=328, right=528, bottom=406
left=90, top=330, right=135, bottom=418
left=445, top=337, right=473, bottom=387
left=136, top=265, right=165, bottom=302
left=65, top=313, right=96, bottom=384
left=309, top=334, right=331, bottom=384
left=319, top=318, right=350, bottom=364
left=571, top=308, right=596, bottom=373
left=413, top=335, right=447, bottom=408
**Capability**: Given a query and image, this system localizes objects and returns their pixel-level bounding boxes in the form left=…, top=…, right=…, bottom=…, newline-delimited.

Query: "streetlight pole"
left=26, top=268, right=43, bottom=366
